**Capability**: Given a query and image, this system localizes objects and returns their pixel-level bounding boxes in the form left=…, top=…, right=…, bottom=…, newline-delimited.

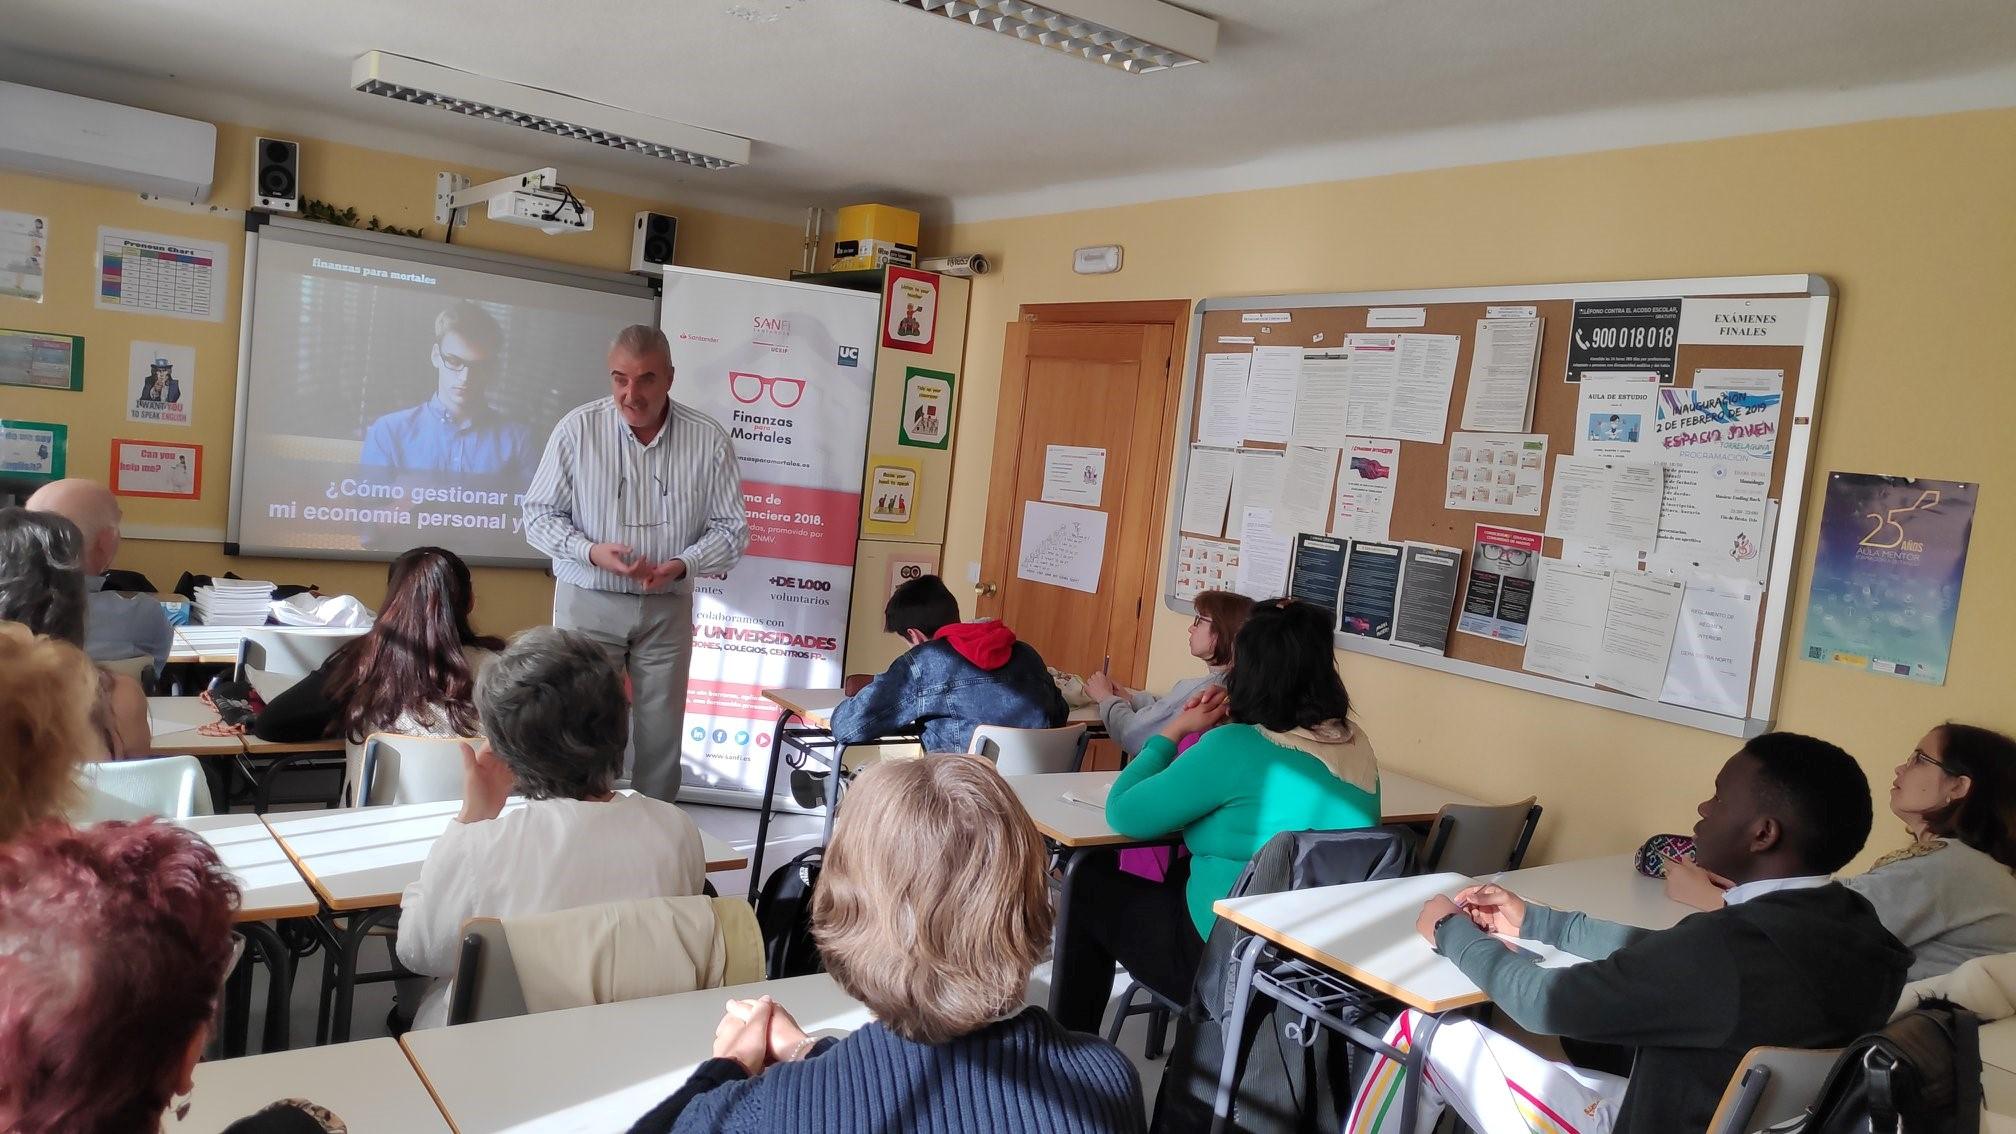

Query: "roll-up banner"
left=660, top=266, right=879, bottom=805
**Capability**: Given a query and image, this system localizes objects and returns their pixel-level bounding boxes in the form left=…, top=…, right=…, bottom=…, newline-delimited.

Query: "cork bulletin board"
left=1162, top=275, right=1834, bottom=737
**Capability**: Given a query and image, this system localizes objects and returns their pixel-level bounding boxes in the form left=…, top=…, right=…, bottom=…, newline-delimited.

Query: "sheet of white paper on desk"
left=1243, top=346, right=1303, bottom=443
left=1647, top=458, right=1771, bottom=582
left=1179, top=446, right=1236, bottom=537
left=1062, top=783, right=1111, bottom=807
left=1275, top=445, right=1339, bottom=535
left=1693, top=369, right=1784, bottom=398
left=1198, top=353, right=1251, bottom=445
left=146, top=715, right=178, bottom=736
left=1333, top=438, right=1401, bottom=541
left=1367, top=307, right=1426, bottom=328
left=1522, top=559, right=1611, bottom=686
left=1343, top=334, right=1401, bottom=438
left=1015, top=501, right=1108, bottom=594
left=1659, top=574, right=1761, bottom=717
left=1459, top=317, right=1543, bottom=433
left=1040, top=444, right=1107, bottom=508
left=1292, top=352, right=1352, bottom=445
left=1574, top=375, right=1659, bottom=460
left=1389, top=333, right=1461, bottom=444
left=1226, top=449, right=1286, bottom=541
left=1545, top=457, right=1664, bottom=551
left=1234, top=507, right=1295, bottom=599
left=1597, top=571, right=1686, bottom=698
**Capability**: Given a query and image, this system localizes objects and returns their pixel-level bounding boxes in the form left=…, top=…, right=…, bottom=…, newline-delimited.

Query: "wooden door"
left=978, top=318, right=1178, bottom=686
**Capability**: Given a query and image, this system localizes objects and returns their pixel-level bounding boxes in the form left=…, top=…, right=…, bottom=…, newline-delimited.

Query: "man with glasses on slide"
left=522, top=324, right=749, bottom=802
left=362, top=300, right=532, bottom=476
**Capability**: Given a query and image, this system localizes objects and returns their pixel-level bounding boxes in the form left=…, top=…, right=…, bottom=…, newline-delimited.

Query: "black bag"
left=1770, top=997, right=1981, bottom=1134
left=754, top=847, right=825, bottom=979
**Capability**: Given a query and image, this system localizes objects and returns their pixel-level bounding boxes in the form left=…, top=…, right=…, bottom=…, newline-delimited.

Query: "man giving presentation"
left=522, top=324, right=749, bottom=801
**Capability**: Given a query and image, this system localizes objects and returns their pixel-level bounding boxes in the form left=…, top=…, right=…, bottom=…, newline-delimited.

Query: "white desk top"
left=403, top=973, right=869, bottom=1134
left=760, top=686, right=1102, bottom=734
left=173, top=1038, right=450, bottom=1133
left=148, top=695, right=337, bottom=758
left=173, top=813, right=319, bottom=922
left=1213, top=857, right=1694, bottom=1014
left=264, top=797, right=748, bottom=911
left=168, top=624, right=363, bottom=665
left=1005, top=769, right=1491, bottom=848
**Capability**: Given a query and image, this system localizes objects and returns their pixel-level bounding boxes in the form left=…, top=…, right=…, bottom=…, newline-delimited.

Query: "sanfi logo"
left=837, top=346, right=860, bottom=367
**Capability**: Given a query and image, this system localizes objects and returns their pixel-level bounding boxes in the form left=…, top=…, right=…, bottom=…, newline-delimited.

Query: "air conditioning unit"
left=0, top=82, right=217, bottom=201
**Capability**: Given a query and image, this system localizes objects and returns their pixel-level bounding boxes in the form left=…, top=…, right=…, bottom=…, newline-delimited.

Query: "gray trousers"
left=553, top=581, right=694, bottom=802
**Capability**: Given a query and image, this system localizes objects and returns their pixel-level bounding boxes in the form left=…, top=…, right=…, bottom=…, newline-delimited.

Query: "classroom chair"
left=356, top=732, right=478, bottom=806
left=234, top=627, right=365, bottom=682
left=98, top=653, right=157, bottom=693
left=447, top=895, right=766, bottom=1025
left=967, top=723, right=1089, bottom=776
left=1706, top=1046, right=1841, bottom=1134
left=74, top=754, right=215, bottom=821
left=1417, top=797, right=1543, bottom=877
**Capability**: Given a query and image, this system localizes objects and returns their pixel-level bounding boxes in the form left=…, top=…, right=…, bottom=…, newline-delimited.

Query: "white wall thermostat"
left=1073, top=244, right=1123, bottom=274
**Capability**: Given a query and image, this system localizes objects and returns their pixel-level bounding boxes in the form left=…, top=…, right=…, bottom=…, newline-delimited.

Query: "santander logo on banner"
left=661, top=268, right=880, bottom=803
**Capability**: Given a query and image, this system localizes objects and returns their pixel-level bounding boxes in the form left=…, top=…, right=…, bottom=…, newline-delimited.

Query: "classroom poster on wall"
left=0, top=211, right=48, bottom=302
left=881, top=267, right=939, bottom=353
left=1457, top=524, right=1542, bottom=644
left=887, top=552, right=939, bottom=600
left=1565, top=298, right=1681, bottom=383
left=1801, top=472, right=1977, bottom=685
left=110, top=438, right=200, bottom=498
left=0, top=328, right=82, bottom=390
left=95, top=227, right=230, bottom=322
left=1338, top=540, right=1402, bottom=640
left=0, top=420, right=66, bottom=482
left=863, top=455, right=922, bottom=538
left=897, top=366, right=953, bottom=448
left=1332, top=439, right=1399, bottom=540
left=1393, top=543, right=1463, bottom=654
left=1445, top=433, right=1547, bottom=516
left=1175, top=536, right=1237, bottom=600
left=1041, top=445, right=1107, bottom=507
left=126, top=341, right=194, bottom=427
left=1289, top=534, right=1347, bottom=614
left=1016, top=500, right=1108, bottom=594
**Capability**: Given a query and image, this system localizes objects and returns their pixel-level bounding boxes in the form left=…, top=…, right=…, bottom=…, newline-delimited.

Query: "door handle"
left=975, top=581, right=999, bottom=597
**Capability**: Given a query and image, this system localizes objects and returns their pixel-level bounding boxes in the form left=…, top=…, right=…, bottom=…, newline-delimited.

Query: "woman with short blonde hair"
left=628, top=756, right=1146, bottom=1134
left=0, top=622, right=98, bottom=841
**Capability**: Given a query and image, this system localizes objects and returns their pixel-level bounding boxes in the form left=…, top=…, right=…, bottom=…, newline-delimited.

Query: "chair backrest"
left=967, top=723, right=1088, bottom=776
left=450, top=918, right=530, bottom=1026
left=1706, top=1046, right=1842, bottom=1134
left=358, top=733, right=474, bottom=806
left=235, top=628, right=364, bottom=681
left=1420, top=797, right=1543, bottom=876
left=75, top=755, right=215, bottom=821
left=98, top=654, right=154, bottom=686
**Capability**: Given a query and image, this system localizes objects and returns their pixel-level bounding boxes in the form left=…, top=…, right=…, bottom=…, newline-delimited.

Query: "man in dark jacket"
left=1349, top=732, right=1912, bottom=1134
left=790, top=575, right=1067, bottom=805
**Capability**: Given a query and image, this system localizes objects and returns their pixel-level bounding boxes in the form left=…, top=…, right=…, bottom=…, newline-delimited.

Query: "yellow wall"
left=938, top=108, right=2016, bottom=867
left=1, top=120, right=802, bottom=634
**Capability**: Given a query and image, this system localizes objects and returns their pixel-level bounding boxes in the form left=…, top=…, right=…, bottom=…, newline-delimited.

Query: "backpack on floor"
left=1764, top=997, right=1981, bottom=1134
left=754, top=846, right=825, bottom=979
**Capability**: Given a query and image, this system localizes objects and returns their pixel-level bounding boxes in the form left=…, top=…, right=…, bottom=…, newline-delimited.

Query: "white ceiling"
left=4, top=0, right=2014, bottom=225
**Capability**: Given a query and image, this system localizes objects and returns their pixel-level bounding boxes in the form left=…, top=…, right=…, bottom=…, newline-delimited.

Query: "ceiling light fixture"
left=349, top=51, right=751, bottom=170
left=881, top=0, right=1217, bottom=73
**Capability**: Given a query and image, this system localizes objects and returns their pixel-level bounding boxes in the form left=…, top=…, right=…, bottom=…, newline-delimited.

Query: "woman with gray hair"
left=395, top=626, right=707, bottom=1030
left=0, top=507, right=150, bottom=759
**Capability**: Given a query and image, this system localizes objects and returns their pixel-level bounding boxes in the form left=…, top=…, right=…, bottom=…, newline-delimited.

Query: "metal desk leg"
left=239, top=921, right=296, bottom=1053
left=746, top=708, right=797, bottom=903
left=818, top=741, right=848, bottom=848
left=1046, top=846, right=1090, bottom=1018
left=1397, top=1009, right=1442, bottom=1134
left=329, top=907, right=399, bottom=1043
left=221, top=940, right=255, bottom=1057
left=1209, top=934, right=1267, bottom=1133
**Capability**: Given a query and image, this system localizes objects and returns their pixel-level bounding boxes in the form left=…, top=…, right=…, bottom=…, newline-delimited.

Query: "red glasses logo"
left=729, top=371, right=805, bottom=409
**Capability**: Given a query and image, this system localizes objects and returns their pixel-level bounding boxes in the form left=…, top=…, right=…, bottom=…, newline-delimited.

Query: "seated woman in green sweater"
left=1051, top=598, right=1380, bottom=1035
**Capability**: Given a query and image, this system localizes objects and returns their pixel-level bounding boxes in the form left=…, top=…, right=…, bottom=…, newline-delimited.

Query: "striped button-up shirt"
left=522, top=396, right=749, bottom=594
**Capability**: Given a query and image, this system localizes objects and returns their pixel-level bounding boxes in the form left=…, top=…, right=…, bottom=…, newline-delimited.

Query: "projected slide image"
left=235, top=237, right=652, bottom=562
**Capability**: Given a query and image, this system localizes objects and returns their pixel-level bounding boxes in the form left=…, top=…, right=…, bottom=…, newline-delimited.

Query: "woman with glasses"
left=1085, top=589, right=1253, bottom=756
left=1666, top=723, right=2016, bottom=979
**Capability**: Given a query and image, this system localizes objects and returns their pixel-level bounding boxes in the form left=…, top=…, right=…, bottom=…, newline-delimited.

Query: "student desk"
left=263, top=798, right=747, bottom=1044
left=401, top=973, right=871, bottom=1133
left=172, top=1038, right=451, bottom=1133
left=1005, top=769, right=1491, bottom=1022
left=1208, top=861, right=1689, bottom=1131
left=744, top=686, right=1103, bottom=901
left=176, top=813, right=320, bottom=1055
left=149, top=695, right=343, bottom=811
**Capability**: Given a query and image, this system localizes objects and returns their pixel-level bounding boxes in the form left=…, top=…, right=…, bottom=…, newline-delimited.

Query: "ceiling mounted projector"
left=351, top=51, right=751, bottom=170
left=880, top=0, right=1217, bottom=73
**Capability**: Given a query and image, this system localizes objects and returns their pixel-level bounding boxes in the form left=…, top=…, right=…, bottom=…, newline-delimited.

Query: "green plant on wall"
left=299, top=197, right=428, bottom=240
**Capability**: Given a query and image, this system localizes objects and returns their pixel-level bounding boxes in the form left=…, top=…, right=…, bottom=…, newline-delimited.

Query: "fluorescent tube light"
left=350, top=51, right=751, bottom=170
left=884, top=0, right=1216, bottom=73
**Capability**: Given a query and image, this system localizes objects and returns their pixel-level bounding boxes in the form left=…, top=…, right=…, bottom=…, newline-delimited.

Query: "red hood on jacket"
left=933, top=620, right=1018, bottom=670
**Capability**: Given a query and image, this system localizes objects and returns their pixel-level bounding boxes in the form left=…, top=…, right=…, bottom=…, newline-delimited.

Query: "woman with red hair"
left=0, top=821, right=339, bottom=1133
